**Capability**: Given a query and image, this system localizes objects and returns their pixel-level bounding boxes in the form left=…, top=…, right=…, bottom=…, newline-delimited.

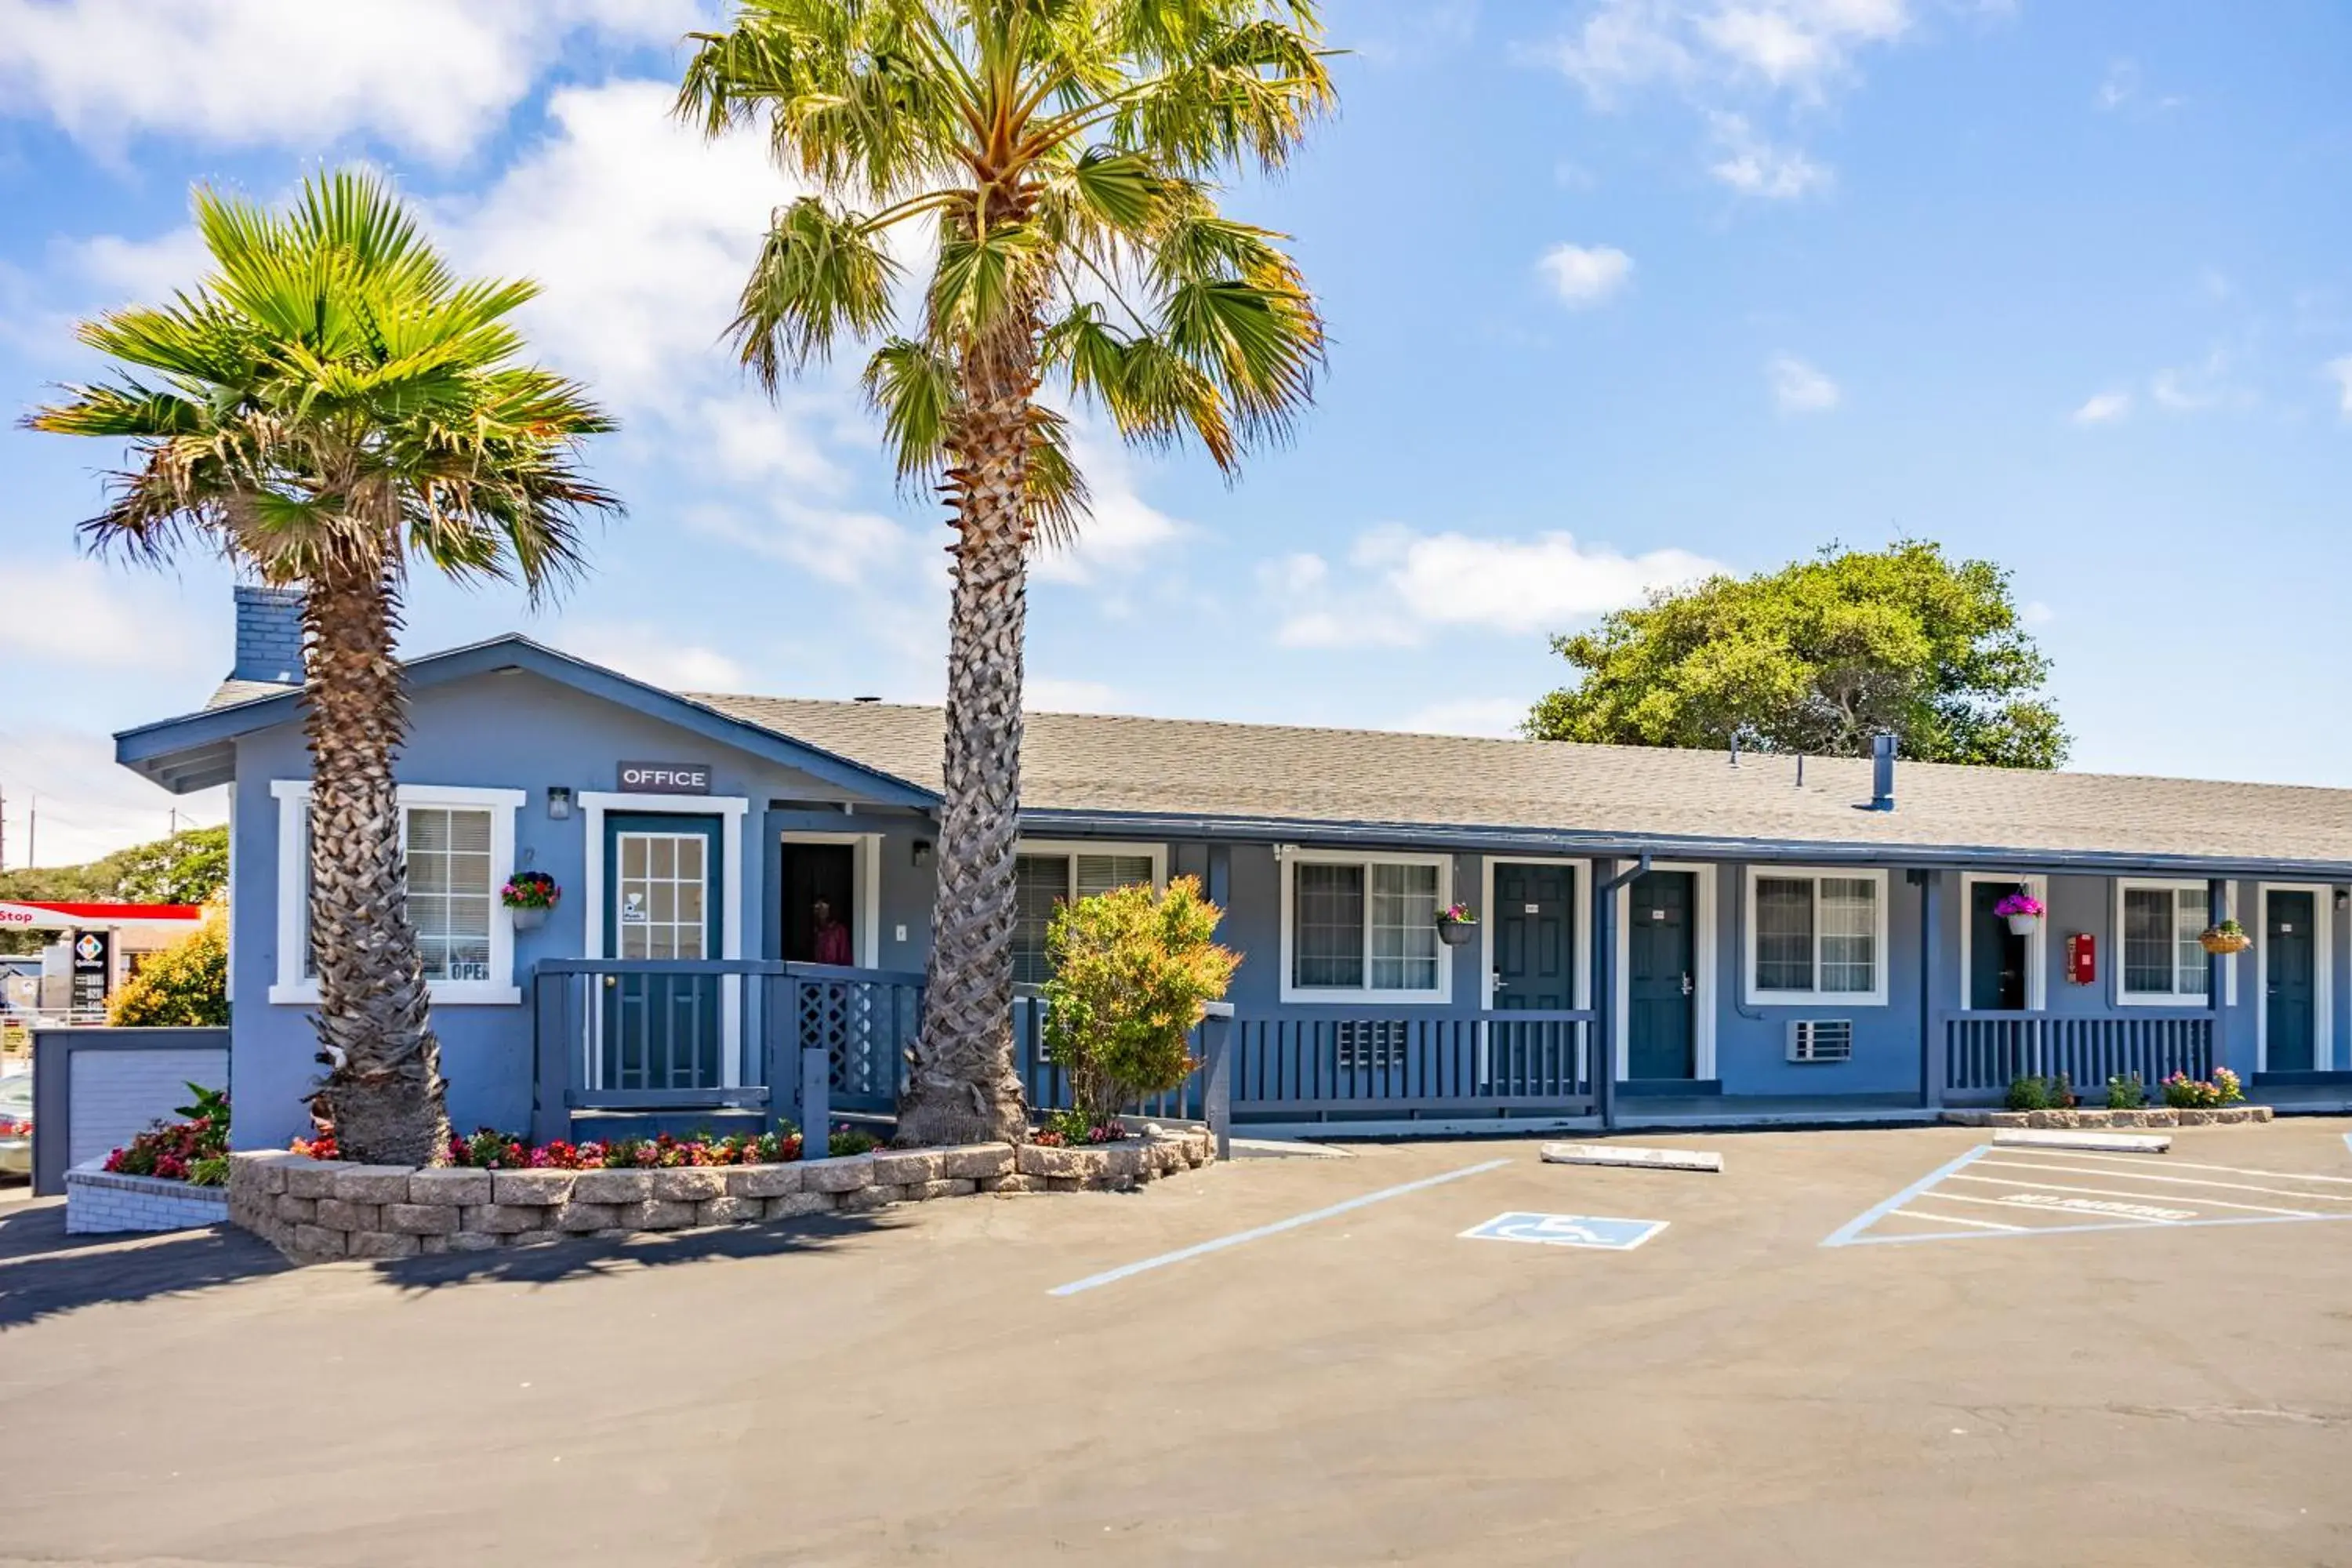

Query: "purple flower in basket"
left=1992, top=891, right=2045, bottom=920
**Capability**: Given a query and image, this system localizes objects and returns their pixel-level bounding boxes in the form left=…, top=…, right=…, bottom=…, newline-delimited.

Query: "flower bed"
left=66, top=1085, right=234, bottom=1235
left=1942, top=1105, right=2274, bottom=1130
left=228, top=1127, right=1218, bottom=1264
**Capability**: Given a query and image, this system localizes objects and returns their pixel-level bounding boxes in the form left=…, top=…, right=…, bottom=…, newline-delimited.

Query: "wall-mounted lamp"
left=2336, top=887, right=2348, bottom=912
left=546, top=786, right=574, bottom=821
left=912, top=838, right=933, bottom=869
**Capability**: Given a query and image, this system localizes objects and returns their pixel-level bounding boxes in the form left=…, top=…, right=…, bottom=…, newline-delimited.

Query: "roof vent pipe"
left=1870, top=732, right=1897, bottom=811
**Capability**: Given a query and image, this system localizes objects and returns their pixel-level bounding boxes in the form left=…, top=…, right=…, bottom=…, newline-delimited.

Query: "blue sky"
left=2, top=0, right=2349, bottom=865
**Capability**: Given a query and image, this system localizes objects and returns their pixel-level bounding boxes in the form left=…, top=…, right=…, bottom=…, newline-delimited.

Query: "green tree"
left=114, top=826, right=230, bottom=905
left=26, top=171, right=619, bottom=1165
left=108, top=910, right=230, bottom=1028
left=681, top=0, right=1332, bottom=1145
left=1527, top=541, right=2068, bottom=768
left=1042, top=876, right=1236, bottom=1125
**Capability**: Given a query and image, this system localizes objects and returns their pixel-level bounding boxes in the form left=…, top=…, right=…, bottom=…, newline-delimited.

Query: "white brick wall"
left=64, top=1165, right=230, bottom=1234
left=68, top=1047, right=229, bottom=1171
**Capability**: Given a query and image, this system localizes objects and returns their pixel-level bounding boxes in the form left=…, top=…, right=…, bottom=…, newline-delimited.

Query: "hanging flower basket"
left=1435, top=903, right=1478, bottom=946
left=2198, top=920, right=2250, bottom=956
left=503, top=871, right=561, bottom=932
left=1993, top=890, right=2045, bottom=937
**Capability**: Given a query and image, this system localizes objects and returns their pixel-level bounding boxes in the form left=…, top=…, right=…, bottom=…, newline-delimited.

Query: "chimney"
left=232, top=584, right=307, bottom=685
left=1869, top=732, right=1897, bottom=811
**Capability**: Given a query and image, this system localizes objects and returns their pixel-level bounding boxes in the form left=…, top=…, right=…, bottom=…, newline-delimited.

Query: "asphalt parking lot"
left=3, top=1120, right=2350, bottom=1566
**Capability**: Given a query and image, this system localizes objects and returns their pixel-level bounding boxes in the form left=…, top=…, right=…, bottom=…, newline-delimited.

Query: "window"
left=271, top=782, right=524, bottom=1004
left=1281, top=852, right=1450, bottom=1002
left=1008, top=841, right=1165, bottom=984
left=2119, top=882, right=2212, bottom=1000
left=1745, top=869, right=1886, bottom=1004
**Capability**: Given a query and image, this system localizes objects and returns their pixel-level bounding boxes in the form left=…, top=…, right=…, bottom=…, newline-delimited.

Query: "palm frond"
left=735, top=197, right=902, bottom=390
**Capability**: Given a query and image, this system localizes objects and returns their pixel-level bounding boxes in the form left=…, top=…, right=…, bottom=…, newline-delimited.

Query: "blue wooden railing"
left=531, top=959, right=1589, bottom=1145
left=1943, top=1010, right=2213, bottom=1097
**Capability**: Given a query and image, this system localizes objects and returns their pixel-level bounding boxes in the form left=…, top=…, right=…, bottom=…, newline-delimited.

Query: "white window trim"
left=1613, top=861, right=1719, bottom=1080
left=779, top=831, right=885, bottom=967
left=1276, top=848, right=1454, bottom=1006
left=270, top=780, right=528, bottom=1007
left=1479, top=856, right=1592, bottom=1012
left=1958, top=873, right=2049, bottom=1013
left=2113, top=878, right=2235, bottom=1007
left=580, top=793, right=749, bottom=966
left=1742, top=866, right=1891, bottom=1008
left=2256, top=883, right=2333, bottom=1072
left=1014, top=840, right=1169, bottom=895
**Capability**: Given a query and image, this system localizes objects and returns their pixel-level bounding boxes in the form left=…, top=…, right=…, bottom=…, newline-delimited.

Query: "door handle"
left=1680, top=971, right=1693, bottom=996
left=603, top=975, right=617, bottom=989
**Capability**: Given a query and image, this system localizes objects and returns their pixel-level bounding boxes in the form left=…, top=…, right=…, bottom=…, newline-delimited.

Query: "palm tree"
left=27, top=171, right=618, bottom=1167
left=680, top=0, right=1334, bottom=1146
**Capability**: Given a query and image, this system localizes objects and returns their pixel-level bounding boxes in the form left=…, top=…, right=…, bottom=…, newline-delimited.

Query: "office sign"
left=71, top=929, right=111, bottom=1011
left=618, top=760, right=712, bottom=794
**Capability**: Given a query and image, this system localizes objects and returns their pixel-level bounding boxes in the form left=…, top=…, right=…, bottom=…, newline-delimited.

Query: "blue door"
left=1492, top=862, right=1574, bottom=1010
left=601, top=814, right=724, bottom=1091
left=1628, top=871, right=1696, bottom=1080
left=2265, top=891, right=2316, bottom=1073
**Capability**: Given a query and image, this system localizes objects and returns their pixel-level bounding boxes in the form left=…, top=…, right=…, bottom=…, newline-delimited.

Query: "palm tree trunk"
left=896, top=354, right=1037, bottom=1149
left=304, top=564, right=448, bottom=1167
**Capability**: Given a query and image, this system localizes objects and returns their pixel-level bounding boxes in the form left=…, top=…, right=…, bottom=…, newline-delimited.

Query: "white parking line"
left=2024, top=1149, right=2352, bottom=1185
left=1918, top=1189, right=2188, bottom=1223
left=1889, top=1207, right=2025, bottom=1232
left=1047, top=1158, right=1512, bottom=1297
left=1972, top=1158, right=2352, bottom=1205
left=1946, top=1172, right=2318, bottom=1218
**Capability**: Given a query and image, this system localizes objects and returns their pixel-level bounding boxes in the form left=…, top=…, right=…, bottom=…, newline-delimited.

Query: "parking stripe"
left=1888, top=1207, right=2026, bottom=1232
left=1844, top=1211, right=2352, bottom=1247
left=1820, top=1145, right=1991, bottom=1247
left=1972, top=1158, right=2352, bottom=1205
left=1047, top=1158, right=1512, bottom=1297
left=2025, top=1149, right=2352, bottom=1185
left=1912, top=1189, right=2188, bottom=1224
left=1946, top=1172, right=2319, bottom=1217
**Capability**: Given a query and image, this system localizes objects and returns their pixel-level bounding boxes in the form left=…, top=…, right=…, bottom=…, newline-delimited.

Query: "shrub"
left=2005, top=1073, right=2077, bottom=1112
left=2105, top=1073, right=2147, bottom=1109
left=2161, top=1069, right=2245, bottom=1109
left=1040, top=875, right=1239, bottom=1126
left=1033, top=1106, right=1128, bottom=1147
left=299, top=1126, right=807, bottom=1169
left=828, top=1125, right=879, bottom=1158
left=103, top=1083, right=230, bottom=1183
left=107, top=908, right=227, bottom=1027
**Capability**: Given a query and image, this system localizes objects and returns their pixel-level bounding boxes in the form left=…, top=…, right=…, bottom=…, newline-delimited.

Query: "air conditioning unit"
left=1787, top=1018, right=1853, bottom=1064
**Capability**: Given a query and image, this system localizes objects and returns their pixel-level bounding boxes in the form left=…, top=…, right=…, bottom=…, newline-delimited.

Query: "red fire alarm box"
left=2065, top=932, right=2096, bottom=985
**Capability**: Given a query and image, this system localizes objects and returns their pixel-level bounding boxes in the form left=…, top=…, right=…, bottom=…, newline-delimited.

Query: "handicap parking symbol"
left=1460, top=1212, right=1668, bottom=1250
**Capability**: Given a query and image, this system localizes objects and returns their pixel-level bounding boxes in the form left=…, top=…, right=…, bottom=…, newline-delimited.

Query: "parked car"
left=0, top=1073, right=30, bottom=1178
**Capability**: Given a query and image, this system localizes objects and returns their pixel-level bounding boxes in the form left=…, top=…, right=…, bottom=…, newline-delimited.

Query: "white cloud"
left=1769, top=354, right=1841, bottom=413
left=0, top=558, right=207, bottom=670
left=555, top=622, right=747, bottom=691
left=2096, top=58, right=2137, bottom=111
left=2071, top=390, right=2132, bottom=425
left=1026, top=678, right=1123, bottom=713
left=1539, top=0, right=1910, bottom=104
left=1271, top=528, right=1723, bottom=648
left=436, top=79, right=795, bottom=412
left=681, top=499, right=915, bottom=588
left=2324, top=357, right=2352, bottom=419
left=2147, top=347, right=2246, bottom=413
left=0, top=0, right=703, bottom=162
left=1029, top=428, right=1190, bottom=585
left=0, top=726, right=223, bottom=869
left=2020, top=601, right=2055, bottom=626
left=1707, top=112, right=1832, bottom=199
left=1386, top=697, right=1530, bottom=739
left=1538, top=243, right=1634, bottom=308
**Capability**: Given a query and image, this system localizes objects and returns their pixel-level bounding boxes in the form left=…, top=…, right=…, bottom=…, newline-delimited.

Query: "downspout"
left=1592, top=853, right=1653, bottom=1132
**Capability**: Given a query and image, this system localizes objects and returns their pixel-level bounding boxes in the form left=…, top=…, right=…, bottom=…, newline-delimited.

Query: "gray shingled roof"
left=691, top=693, right=2352, bottom=870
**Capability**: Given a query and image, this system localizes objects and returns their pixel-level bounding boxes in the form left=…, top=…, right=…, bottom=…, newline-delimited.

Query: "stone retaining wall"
left=65, top=1163, right=232, bottom=1235
left=228, top=1130, right=1216, bottom=1264
left=1941, top=1106, right=2273, bottom=1130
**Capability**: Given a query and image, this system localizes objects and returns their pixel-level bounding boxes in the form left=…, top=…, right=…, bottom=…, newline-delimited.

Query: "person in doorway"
left=811, top=898, right=853, bottom=967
